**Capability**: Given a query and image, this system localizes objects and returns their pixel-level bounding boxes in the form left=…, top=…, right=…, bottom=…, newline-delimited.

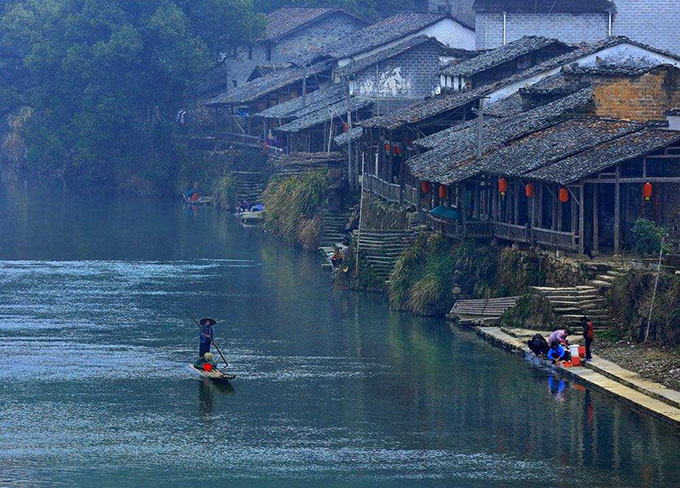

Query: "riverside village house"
left=195, top=3, right=680, bottom=256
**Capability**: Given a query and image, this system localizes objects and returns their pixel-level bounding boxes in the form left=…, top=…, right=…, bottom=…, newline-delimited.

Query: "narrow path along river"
left=2, top=177, right=680, bottom=487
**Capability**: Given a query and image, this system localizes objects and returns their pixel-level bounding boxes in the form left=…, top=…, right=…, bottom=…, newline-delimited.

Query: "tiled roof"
left=525, top=128, right=680, bottom=184
left=440, top=36, right=570, bottom=77
left=478, top=117, right=643, bottom=177
left=408, top=88, right=595, bottom=182
left=472, top=0, right=615, bottom=13
left=334, top=127, right=363, bottom=146
left=358, top=85, right=489, bottom=130
left=275, top=96, right=373, bottom=133
left=262, top=8, right=366, bottom=41
left=206, top=60, right=332, bottom=105
left=296, top=13, right=470, bottom=65
left=256, top=83, right=345, bottom=119
left=337, top=36, right=444, bottom=77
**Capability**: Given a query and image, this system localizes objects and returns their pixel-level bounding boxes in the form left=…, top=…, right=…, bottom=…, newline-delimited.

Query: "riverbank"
left=474, top=326, right=680, bottom=428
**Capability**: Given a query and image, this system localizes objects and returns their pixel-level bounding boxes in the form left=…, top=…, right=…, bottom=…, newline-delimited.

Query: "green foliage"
left=632, top=219, right=669, bottom=256
left=607, top=270, right=680, bottom=345
left=389, top=235, right=502, bottom=317
left=0, top=0, right=262, bottom=190
left=213, top=173, right=237, bottom=211
left=360, top=193, right=412, bottom=230
left=261, top=170, right=328, bottom=249
left=501, top=293, right=565, bottom=330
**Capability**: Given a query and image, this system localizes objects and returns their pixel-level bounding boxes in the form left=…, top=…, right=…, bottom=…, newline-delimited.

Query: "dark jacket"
left=199, top=323, right=214, bottom=344
left=583, top=320, right=594, bottom=340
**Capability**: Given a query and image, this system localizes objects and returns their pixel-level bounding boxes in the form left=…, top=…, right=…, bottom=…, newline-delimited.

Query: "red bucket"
left=579, top=346, right=586, bottom=358
left=572, top=356, right=581, bottom=366
left=202, top=363, right=213, bottom=372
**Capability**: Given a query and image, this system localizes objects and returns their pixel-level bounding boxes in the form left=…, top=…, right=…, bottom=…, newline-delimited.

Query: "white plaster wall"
left=337, top=18, right=475, bottom=67
left=487, top=43, right=680, bottom=105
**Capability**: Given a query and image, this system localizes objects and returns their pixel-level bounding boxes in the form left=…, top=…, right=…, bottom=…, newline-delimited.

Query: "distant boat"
left=183, top=196, right=213, bottom=205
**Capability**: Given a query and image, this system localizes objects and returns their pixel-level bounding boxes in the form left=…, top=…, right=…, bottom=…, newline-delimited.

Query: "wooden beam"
left=513, top=179, right=519, bottom=225
left=583, top=177, right=680, bottom=184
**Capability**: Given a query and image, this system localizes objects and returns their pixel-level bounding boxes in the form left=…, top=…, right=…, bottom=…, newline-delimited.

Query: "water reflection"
left=1, top=179, right=680, bottom=486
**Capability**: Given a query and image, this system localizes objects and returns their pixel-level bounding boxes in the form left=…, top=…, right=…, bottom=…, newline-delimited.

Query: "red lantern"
left=343, top=122, right=348, bottom=133
left=498, top=178, right=508, bottom=197
left=525, top=182, right=535, bottom=198
left=421, top=181, right=431, bottom=194
left=643, top=182, right=653, bottom=201
left=559, top=187, right=569, bottom=203
left=393, top=144, right=402, bottom=156
left=384, top=142, right=391, bottom=153
left=438, top=184, right=447, bottom=199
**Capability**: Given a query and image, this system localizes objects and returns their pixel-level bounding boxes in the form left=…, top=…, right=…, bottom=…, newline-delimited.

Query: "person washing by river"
left=581, top=316, right=595, bottom=361
left=548, top=329, right=570, bottom=347
left=548, top=342, right=570, bottom=364
left=198, top=317, right=216, bottom=358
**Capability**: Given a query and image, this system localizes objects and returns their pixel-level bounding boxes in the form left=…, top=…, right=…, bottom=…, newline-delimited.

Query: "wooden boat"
left=189, top=364, right=236, bottom=383
left=237, top=210, right=264, bottom=227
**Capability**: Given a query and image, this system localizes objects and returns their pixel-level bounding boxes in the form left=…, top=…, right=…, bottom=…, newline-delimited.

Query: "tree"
left=0, top=0, right=263, bottom=189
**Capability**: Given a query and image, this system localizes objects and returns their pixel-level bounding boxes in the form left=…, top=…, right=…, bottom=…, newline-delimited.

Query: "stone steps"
left=353, top=229, right=418, bottom=282
left=530, top=282, right=613, bottom=330
left=319, top=211, right=351, bottom=248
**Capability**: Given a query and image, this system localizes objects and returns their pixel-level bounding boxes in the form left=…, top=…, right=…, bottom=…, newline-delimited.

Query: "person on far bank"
left=548, top=328, right=569, bottom=347
left=198, top=317, right=216, bottom=358
left=581, top=316, right=594, bottom=361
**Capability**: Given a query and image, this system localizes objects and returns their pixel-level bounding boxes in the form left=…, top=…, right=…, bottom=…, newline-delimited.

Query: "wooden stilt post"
left=614, top=165, right=621, bottom=254
left=593, top=184, right=599, bottom=254
left=538, top=183, right=544, bottom=229
left=579, top=184, right=585, bottom=255
left=513, top=179, right=519, bottom=225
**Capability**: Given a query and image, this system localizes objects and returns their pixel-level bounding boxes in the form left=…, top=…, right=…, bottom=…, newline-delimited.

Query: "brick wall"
left=220, top=13, right=366, bottom=93
left=354, top=41, right=442, bottom=98
left=476, top=12, right=609, bottom=49
left=593, top=68, right=680, bottom=121
left=613, top=0, right=680, bottom=55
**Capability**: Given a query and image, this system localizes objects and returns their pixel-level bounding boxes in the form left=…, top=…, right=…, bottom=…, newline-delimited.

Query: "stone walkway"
left=474, top=326, right=680, bottom=427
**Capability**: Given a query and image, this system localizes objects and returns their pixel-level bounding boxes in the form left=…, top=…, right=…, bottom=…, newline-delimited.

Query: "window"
left=248, top=46, right=253, bottom=60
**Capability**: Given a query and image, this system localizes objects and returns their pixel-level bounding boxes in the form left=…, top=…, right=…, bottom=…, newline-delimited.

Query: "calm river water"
left=1, top=175, right=680, bottom=487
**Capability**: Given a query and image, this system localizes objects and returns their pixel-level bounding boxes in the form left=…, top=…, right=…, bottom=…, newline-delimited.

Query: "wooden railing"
left=426, top=213, right=492, bottom=239
left=492, top=222, right=530, bottom=243
left=216, top=132, right=261, bottom=148
left=363, top=174, right=401, bottom=203
left=532, top=227, right=578, bottom=251
left=403, top=185, right=419, bottom=206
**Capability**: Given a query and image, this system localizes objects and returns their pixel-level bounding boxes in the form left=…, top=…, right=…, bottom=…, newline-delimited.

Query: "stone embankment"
left=475, top=326, right=680, bottom=428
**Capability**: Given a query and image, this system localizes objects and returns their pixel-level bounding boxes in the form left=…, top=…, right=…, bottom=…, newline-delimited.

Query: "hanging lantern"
left=643, top=182, right=653, bottom=201
left=525, top=182, right=535, bottom=198
left=438, top=184, right=448, bottom=199
left=559, top=187, right=569, bottom=203
left=498, top=178, right=508, bottom=197
left=393, top=144, right=402, bottom=156
left=421, top=181, right=431, bottom=194
left=384, top=142, right=391, bottom=153
left=343, top=122, right=348, bottom=133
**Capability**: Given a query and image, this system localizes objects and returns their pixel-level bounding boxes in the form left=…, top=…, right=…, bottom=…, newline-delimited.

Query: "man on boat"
left=199, top=317, right=216, bottom=358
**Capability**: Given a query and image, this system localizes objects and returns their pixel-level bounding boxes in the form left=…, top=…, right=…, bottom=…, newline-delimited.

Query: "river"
left=1, top=175, right=680, bottom=487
